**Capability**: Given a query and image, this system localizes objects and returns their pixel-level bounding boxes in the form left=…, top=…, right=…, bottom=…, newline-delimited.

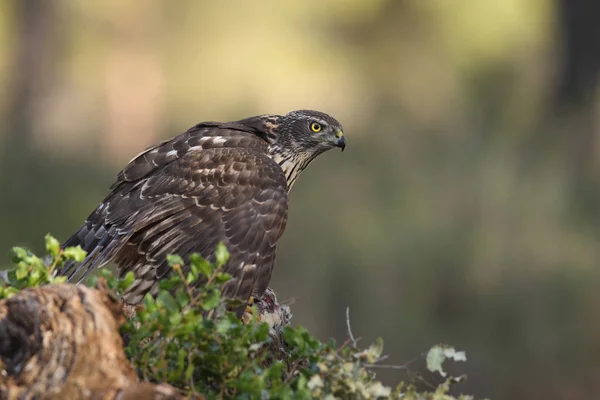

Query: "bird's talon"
left=242, top=296, right=262, bottom=323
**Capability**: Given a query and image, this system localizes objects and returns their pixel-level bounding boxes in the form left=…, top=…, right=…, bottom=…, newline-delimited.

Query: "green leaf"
left=99, top=269, right=120, bottom=290
left=51, top=276, right=68, bottom=284
left=83, top=274, right=98, bottom=288
left=167, top=254, right=184, bottom=267
left=118, top=271, right=135, bottom=291
left=216, top=317, right=233, bottom=334
left=6, top=269, right=19, bottom=287
left=184, top=360, right=195, bottom=382
left=158, top=275, right=179, bottom=291
left=0, top=286, right=19, bottom=299
left=44, top=234, right=61, bottom=257
left=157, top=291, right=180, bottom=314
left=186, top=272, right=195, bottom=284
left=189, top=253, right=212, bottom=278
left=214, top=242, right=230, bottom=266
left=62, top=245, right=87, bottom=262
left=297, top=374, right=307, bottom=390
left=28, top=267, right=42, bottom=285
left=10, top=247, right=28, bottom=263
left=253, top=322, right=270, bottom=341
left=426, top=345, right=467, bottom=377
left=202, top=289, right=221, bottom=310
left=215, top=272, right=232, bottom=284
left=362, top=337, right=384, bottom=363
left=175, top=290, right=190, bottom=308
left=265, top=362, right=285, bottom=380
left=15, top=263, right=28, bottom=280
left=169, top=310, right=182, bottom=325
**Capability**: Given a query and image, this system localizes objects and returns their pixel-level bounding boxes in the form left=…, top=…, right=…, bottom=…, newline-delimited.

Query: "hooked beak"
left=334, top=130, right=346, bottom=151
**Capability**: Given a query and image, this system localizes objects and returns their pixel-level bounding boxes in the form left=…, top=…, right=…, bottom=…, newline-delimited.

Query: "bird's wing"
left=58, top=124, right=288, bottom=305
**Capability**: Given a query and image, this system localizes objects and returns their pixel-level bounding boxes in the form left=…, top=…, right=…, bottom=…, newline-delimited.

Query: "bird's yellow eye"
left=310, top=122, right=322, bottom=133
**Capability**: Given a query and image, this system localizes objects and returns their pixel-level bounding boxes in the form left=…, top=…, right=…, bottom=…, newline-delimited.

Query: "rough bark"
left=0, top=280, right=190, bottom=400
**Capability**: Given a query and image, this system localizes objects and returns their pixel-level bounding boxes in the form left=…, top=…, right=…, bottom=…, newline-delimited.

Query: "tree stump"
left=0, top=280, right=190, bottom=400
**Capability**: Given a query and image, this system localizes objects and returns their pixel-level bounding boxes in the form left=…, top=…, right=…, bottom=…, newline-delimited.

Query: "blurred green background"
left=2, top=1, right=600, bottom=398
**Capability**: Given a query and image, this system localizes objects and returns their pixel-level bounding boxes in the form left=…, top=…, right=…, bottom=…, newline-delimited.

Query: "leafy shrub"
left=0, top=235, right=482, bottom=400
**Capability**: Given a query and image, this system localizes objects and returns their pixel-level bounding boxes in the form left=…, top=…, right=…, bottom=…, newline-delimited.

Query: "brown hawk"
left=56, top=110, right=345, bottom=312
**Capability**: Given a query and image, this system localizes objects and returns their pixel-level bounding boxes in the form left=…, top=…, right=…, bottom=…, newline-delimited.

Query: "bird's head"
left=268, top=110, right=345, bottom=189
left=236, top=109, right=345, bottom=190
left=277, top=109, right=346, bottom=154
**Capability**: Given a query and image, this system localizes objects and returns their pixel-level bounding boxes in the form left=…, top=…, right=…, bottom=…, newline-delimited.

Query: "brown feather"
left=58, top=110, right=344, bottom=314
left=58, top=123, right=288, bottom=310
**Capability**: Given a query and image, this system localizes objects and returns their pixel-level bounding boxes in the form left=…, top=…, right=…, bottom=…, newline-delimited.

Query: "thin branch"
left=373, top=354, right=390, bottom=363
left=48, top=249, right=63, bottom=275
left=172, top=264, right=195, bottom=301
left=336, top=337, right=353, bottom=353
left=188, top=351, right=196, bottom=394
left=363, top=363, right=409, bottom=370
left=346, top=307, right=357, bottom=347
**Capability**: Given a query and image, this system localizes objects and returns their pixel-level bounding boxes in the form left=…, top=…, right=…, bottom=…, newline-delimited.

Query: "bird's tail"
left=56, top=220, right=127, bottom=283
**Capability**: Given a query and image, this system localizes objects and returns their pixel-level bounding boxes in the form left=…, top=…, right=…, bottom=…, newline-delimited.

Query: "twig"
left=374, top=354, right=390, bottom=363
left=364, top=351, right=431, bottom=389
left=48, top=249, right=63, bottom=275
left=173, top=264, right=195, bottom=301
left=188, top=351, right=196, bottom=394
left=363, top=363, right=409, bottom=370
left=192, top=268, right=220, bottom=305
left=346, top=307, right=357, bottom=348
left=336, top=337, right=353, bottom=353
left=284, top=361, right=302, bottom=384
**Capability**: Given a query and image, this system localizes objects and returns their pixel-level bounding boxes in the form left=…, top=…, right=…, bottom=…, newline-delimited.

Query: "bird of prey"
left=56, top=110, right=345, bottom=312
